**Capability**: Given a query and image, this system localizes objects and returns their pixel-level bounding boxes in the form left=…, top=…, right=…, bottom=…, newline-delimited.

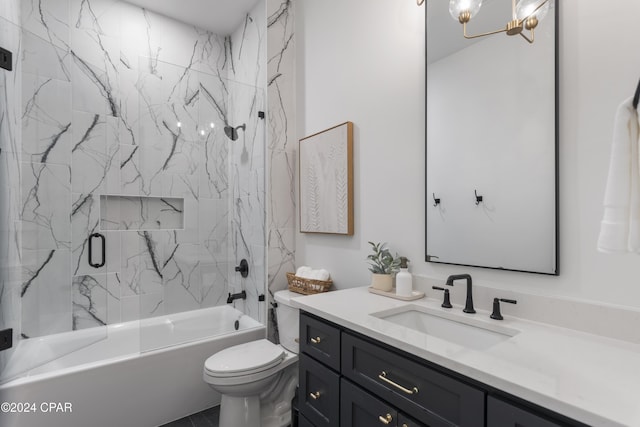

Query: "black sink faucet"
left=445, top=274, right=475, bottom=314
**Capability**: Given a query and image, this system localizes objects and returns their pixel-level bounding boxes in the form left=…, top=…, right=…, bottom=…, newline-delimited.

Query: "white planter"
left=370, top=273, right=393, bottom=292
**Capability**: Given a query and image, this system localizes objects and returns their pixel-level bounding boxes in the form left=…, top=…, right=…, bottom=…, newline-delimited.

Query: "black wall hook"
left=474, top=190, right=483, bottom=205
left=433, top=193, right=441, bottom=207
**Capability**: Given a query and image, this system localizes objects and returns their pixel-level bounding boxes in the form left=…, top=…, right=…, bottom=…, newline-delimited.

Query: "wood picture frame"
left=299, top=122, right=354, bottom=235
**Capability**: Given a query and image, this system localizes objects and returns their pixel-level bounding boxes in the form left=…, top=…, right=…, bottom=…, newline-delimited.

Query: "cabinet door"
left=299, top=353, right=340, bottom=427
left=298, top=414, right=315, bottom=427
left=487, top=396, right=565, bottom=427
left=341, top=378, right=399, bottom=427
left=398, top=413, right=429, bottom=427
left=300, top=313, right=342, bottom=371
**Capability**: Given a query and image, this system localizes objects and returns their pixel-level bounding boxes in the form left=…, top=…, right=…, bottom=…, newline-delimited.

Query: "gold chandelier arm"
left=417, top=0, right=424, bottom=5
left=519, top=29, right=535, bottom=44
left=463, top=22, right=509, bottom=40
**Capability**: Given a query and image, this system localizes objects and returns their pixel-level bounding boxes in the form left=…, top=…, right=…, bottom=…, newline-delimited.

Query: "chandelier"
left=418, top=0, right=551, bottom=44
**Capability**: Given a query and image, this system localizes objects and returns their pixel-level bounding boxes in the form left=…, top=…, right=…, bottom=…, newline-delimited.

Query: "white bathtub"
left=0, top=306, right=265, bottom=427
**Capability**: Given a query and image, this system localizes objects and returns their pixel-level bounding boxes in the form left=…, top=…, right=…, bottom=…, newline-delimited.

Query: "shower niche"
left=100, top=196, right=185, bottom=231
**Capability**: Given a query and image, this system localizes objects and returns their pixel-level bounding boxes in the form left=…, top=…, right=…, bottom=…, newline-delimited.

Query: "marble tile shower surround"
left=0, top=0, right=268, bottom=369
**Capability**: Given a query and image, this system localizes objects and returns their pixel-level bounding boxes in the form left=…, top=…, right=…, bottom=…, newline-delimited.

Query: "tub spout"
left=227, top=290, right=247, bottom=304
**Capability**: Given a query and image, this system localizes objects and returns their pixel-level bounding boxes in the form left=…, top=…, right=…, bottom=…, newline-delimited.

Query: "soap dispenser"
left=396, top=257, right=413, bottom=297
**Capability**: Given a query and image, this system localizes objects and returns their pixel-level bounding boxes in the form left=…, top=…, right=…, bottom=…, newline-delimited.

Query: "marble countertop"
left=291, top=287, right=640, bottom=427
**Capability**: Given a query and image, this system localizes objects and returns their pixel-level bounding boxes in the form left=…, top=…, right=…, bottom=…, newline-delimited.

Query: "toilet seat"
left=204, top=339, right=285, bottom=379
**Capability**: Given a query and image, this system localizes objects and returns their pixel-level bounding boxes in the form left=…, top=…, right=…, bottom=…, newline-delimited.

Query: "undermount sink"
left=370, top=305, right=519, bottom=351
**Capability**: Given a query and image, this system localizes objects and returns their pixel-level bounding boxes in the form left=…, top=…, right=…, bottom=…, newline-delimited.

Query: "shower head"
left=224, top=123, right=246, bottom=141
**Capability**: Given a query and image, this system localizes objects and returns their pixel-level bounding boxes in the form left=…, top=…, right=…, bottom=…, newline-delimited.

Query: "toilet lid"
left=204, top=339, right=285, bottom=377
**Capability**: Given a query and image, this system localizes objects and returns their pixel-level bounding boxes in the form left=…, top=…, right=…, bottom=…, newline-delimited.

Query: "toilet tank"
left=274, top=290, right=300, bottom=354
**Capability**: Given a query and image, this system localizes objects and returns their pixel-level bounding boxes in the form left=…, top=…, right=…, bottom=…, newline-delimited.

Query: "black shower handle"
left=88, top=233, right=106, bottom=268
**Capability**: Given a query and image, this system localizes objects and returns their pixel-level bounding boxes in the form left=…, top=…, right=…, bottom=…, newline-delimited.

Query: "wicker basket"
left=286, top=272, right=332, bottom=295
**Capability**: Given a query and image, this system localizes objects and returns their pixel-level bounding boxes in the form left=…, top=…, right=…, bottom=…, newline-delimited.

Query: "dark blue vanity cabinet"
left=299, top=311, right=587, bottom=427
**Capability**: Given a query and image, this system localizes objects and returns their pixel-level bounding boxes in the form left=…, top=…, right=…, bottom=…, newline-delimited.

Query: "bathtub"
left=0, top=305, right=265, bottom=427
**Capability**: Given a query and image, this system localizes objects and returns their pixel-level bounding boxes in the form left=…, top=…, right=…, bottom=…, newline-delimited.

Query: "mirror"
left=426, top=0, right=558, bottom=275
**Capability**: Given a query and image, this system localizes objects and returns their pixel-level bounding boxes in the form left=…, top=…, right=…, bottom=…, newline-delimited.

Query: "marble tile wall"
left=6, top=0, right=268, bottom=348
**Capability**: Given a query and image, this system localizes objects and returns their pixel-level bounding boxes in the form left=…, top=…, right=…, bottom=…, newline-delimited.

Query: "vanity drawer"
left=487, top=396, right=566, bottom=427
left=341, top=378, right=398, bottom=427
left=300, top=312, right=341, bottom=371
left=342, top=333, right=485, bottom=427
left=299, top=353, right=340, bottom=427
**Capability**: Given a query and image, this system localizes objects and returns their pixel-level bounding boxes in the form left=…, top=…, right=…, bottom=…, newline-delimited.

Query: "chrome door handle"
left=309, top=391, right=320, bottom=400
left=378, top=414, right=393, bottom=425
left=310, top=336, right=321, bottom=344
left=378, top=371, right=419, bottom=395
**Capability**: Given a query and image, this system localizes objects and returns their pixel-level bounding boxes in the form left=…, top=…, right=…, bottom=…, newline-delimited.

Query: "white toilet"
left=203, top=290, right=300, bottom=427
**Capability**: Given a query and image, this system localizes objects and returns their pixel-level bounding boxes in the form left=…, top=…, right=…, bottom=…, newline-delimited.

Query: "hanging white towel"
left=597, top=97, right=640, bottom=253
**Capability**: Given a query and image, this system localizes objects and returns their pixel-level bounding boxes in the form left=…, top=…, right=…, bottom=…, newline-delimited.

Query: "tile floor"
left=160, top=406, right=220, bottom=427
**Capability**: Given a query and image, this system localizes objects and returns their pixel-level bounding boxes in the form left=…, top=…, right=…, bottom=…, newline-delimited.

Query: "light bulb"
left=516, top=0, right=549, bottom=22
left=449, top=0, right=482, bottom=21
left=200, top=129, right=206, bottom=136
left=176, top=121, right=182, bottom=128
left=209, top=122, right=215, bottom=129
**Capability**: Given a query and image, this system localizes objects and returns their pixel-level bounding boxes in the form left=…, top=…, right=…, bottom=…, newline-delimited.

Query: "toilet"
left=203, top=290, right=300, bottom=427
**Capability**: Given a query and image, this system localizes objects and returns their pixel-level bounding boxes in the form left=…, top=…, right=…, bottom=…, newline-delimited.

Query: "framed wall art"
left=299, top=121, right=354, bottom=235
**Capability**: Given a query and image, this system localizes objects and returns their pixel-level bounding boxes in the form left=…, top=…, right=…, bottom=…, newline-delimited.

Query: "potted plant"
left=367, top=241, right=401, bottom=292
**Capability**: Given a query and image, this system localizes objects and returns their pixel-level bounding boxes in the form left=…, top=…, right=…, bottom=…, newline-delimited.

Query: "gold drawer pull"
left=309, top=391, right=320, bottom=400
left=379, top=414, right=393, bottom=425
left=310, top=337, right=322, bottom=344
left=378, top=371, right=419, bottom=395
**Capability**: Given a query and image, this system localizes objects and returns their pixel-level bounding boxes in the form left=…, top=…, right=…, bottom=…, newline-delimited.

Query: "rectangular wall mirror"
left=426, top=0, right=558, bottom=275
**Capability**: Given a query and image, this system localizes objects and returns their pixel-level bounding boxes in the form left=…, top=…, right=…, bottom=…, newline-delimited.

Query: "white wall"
left=296, top=0, right=640, bottom=309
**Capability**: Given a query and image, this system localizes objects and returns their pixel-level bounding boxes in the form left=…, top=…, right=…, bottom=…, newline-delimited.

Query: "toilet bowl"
left=203, top=290, right=301, bottom=427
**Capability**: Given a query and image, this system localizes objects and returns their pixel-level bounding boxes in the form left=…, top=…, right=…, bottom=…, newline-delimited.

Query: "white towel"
left=598, top=97, right=640, bottom=253
left=309, top=269, right=330, bottom=281
left=295, top=266, right=312, bottom=278
left=295, top=266, right=330, bottom=281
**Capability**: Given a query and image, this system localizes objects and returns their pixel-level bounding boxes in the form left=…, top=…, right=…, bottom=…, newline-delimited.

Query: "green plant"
left=366, top=241, right=401, bottom=274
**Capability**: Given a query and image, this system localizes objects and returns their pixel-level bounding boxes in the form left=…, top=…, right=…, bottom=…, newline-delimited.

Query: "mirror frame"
left=424, top=1, right=560, bottom=276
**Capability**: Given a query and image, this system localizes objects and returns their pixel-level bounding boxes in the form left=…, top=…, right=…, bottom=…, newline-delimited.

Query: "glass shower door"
left=135, top=56, right=267, bottom=352
left=0, top=18, right=111, bottom=384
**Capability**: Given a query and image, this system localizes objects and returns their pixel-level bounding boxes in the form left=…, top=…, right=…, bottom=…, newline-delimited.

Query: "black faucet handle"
left=235, top=259, right=249, bottom=278
left=432, top=286, right=453, bottom=308
left=490, top=298, right=517, bottom=320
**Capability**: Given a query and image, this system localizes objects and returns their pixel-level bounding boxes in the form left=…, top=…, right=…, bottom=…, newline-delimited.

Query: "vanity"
left=293, top=287, right=640, bottom=427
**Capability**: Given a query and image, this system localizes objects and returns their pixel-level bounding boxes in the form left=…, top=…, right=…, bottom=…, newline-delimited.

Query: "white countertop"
left=291, top=287, right=640, bottom=427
